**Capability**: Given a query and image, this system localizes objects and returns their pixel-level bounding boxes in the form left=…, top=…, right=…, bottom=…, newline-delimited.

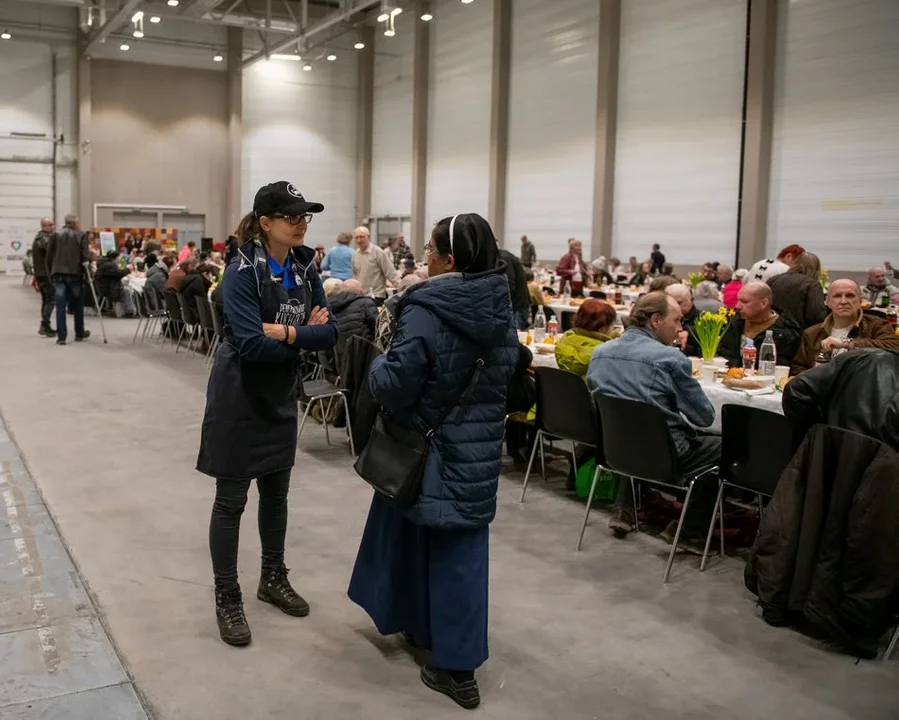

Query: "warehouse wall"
left=90, top=60, right=229, bottom=242
left=766, top=0, right=899, bottom=272
left=242, top=54, right=358, bottom=248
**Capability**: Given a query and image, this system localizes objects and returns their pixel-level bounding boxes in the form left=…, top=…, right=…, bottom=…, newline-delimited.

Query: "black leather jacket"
left=783, top=348, right=899, bottom=452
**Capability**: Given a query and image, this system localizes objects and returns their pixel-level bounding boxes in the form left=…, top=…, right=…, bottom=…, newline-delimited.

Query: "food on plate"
left=534, top=343, right=555, bottom=355
left=568, top=298, right=585, bottom=307
left=725, top=367, right=744, bottom=380
left=543, top=335, right=555, bottom=344
left=723, top=376, right=767, bottom=390
left=775, top=375, right=792, bottom=392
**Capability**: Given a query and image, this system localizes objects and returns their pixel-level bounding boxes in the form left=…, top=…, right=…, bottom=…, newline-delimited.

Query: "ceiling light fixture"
left=383, top=15, right=396, bottom=36
left=120, top=43, right=130, bottom=51
left=421, top=1, right=432, bottom=21
left=377, top=1, right=401, bottom=22
left=0, top=30, right=11, bottom=40
left=149, top=16, right=161, bottom=23
left=353, top=28, right=365, bottom=49
left=131, top=10, right=143, bottom=22
left=213, top=53, right=224, bottom=62
left=326, top=53, right=337, bottom=61
left=133, top=29, right=144, bottom=37
left=461, top=0, right=474, bottom=4
left=272, top=53, right=302, bottom=61
left=167, top=0, right=179, bottom=6
left=303, top=62, right=313, bottom=71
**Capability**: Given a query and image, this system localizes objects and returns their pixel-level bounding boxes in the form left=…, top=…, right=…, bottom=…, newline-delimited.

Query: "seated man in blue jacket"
left=587, top=291, right=720, bottom=545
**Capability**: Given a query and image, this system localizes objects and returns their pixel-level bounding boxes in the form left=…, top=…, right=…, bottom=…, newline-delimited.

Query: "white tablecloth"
left=523, top=345, right=784, bottom=433
left=545, top=302, right=630, bottom=322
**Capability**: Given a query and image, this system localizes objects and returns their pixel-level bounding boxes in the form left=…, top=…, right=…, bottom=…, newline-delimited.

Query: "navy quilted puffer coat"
left=368, top=265, right=518, bottom=529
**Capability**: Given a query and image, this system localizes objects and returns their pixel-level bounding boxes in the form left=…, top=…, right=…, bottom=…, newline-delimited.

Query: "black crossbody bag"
left=353, top=356, right=486, bottom=505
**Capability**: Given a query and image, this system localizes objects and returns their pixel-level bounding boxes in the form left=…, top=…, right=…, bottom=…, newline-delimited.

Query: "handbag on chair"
left=353, top=356, right=486, bottom=505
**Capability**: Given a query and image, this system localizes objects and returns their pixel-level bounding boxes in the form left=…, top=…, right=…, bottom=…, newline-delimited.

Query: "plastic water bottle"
left=742, top=337, right=757, bottom=375
left=533, top=306, right=547, bottom=344
left=758, top=330, right=777, bottom=376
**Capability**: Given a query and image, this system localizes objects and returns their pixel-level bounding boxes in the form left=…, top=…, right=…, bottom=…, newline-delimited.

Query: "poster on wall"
left=99, top=231, right=117, bottom=256
left=0, top=223, right=29, bottom=276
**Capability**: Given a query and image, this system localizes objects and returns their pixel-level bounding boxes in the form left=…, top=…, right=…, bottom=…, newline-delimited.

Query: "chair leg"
left=297, top=399, right=314, bottom=441
left=340, top=394, right=355, bottom=457
left=701, top=480, right=727, bottom=572
left=322, top=396, right=335, bottom=445
left=663, top=480, right=696, bottom=583
left=519, top=429, right=543, bottom=503
left=569, top=440, right=578, bottom=482
left=539, top=434, right=546, bottom=481
left=174, top=323, right=186, bottom=353
left=630, top=476, right=640, bottom=533
left=885, top=625, right=899, bottom=661
left=132, top=316, right=144, bottom=345
left=576, top=464, right=603, bottom=551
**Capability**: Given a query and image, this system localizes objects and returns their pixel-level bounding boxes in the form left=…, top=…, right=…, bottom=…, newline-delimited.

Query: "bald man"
left=790, top=279, right=899, bottom=375
left=32, top=217, right=56, bottom=336
left=352, top=226, right=399, bottom=303
left=717, top=281, right=801, bottom=369
left=863, top=266, right=899, bottom=308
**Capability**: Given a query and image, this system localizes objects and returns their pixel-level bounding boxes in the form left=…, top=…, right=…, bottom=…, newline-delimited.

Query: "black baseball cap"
left=253, top=181, right=324, bottom=218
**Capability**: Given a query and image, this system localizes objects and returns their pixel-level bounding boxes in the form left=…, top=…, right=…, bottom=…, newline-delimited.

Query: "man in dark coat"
left=31, top=217, right=56, bottom=337
left=46, top=213, right=91, bottom=345
left=717, top=281, right=801, bottom=369
left=499, top=248, right=530, bottom=329
left=328, top=279, right=378, bottom=347
left=95, top=251, right=130, bottom=310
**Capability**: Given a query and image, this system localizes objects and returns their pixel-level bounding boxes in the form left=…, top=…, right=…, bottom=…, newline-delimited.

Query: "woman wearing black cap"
left=348, top=213, right=518, bottom=708
left=197, top=181, right=337, bottom=647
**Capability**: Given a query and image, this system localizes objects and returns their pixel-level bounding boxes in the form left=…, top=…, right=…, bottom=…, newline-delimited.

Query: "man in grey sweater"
left=47, top=213, right=91, bottom=345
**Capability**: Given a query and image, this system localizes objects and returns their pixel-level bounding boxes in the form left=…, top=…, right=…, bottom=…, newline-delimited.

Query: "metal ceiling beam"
left=83, top=0, right=144, bottom=55
left=182, top=0, right=227, bottom=18
left=241, top=0, right=377, bottom=68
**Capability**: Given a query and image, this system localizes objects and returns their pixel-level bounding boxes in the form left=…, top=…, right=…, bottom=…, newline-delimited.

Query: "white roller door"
left=242, top=55, right=358, bottom=249
left=371, top=16, right=414, bottom=217
left=505, top=0, right=599, bottom=262
left=766, top=0, right=899, bottom=272
left=612, top=0, right=746, bottom=267
left=425, top=0, right=493, bottom=233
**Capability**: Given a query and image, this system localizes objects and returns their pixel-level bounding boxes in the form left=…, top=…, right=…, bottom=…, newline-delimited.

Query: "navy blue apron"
left=197, top=254, right=313, bottom=481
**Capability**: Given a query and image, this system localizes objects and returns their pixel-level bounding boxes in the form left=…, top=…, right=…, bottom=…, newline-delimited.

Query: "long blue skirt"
left=348, top=493, right=489, bottom=671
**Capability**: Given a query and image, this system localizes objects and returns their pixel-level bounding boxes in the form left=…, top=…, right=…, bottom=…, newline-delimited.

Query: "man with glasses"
left=352, top=226, right=399, bottom=304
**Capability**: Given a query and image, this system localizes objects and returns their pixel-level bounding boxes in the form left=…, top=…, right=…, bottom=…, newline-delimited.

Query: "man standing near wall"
left=520, top=235, right=537, bottom=268
left=31, top=217, right=56, bottom=337
left=352, top=226, right=399, bottom=304
left=47, top=214, right=91, bottom=346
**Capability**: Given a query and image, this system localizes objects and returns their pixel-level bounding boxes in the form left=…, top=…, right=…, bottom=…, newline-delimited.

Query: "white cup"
left=774, top=365, right=789, bottom=382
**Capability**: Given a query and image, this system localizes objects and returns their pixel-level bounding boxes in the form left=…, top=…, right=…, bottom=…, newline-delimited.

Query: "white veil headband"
left=449, top=214, right=459, bottom=253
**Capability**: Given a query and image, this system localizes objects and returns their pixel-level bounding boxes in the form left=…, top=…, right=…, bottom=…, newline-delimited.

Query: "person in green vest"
left=554, top=298, right=618, bottom=376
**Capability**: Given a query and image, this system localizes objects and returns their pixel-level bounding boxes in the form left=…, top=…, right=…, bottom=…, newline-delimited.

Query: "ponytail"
left=236, top=211, right=263, bottom=245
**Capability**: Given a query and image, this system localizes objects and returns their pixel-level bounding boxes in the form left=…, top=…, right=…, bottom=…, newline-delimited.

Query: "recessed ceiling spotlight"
left=326, top=53, right=337, bottom=61
left=303, top=62, right=313, bottom=71
left=167, top=0, right=179, bottom=6
left=213, top=53, right=224, bottom=62
left=0, top=31, right=11, bottom=40
left=149, top=16, right=161, bottom=23
left=120, top=43, right=130, bottom=51
left=461, top=0, right=474, bottom=4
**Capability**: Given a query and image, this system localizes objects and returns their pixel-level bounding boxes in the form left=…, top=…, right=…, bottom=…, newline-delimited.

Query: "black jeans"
left=53, top=275, right=84, bottom=341
left=614, top=433, right=721, bottom=534
left=37, top=276, right=54, bottom=330
left=209, top=470, right=291, bottom=593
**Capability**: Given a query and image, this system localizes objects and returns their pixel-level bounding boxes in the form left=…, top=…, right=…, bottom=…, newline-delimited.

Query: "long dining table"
left=525, top=343, right=784, bottom=434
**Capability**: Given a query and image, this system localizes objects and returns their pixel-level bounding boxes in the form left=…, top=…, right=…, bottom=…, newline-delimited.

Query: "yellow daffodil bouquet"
left=689, top=307, right=734, bottom=362
left=688, top=271, right=704, bottom=288
left=819, top=268, right=829, bottom=292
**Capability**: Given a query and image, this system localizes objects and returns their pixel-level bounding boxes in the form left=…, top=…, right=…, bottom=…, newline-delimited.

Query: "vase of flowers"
left=689, top=307, right=733, bottom=363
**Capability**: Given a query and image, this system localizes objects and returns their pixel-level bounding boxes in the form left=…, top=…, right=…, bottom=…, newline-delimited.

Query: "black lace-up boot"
left=215, top=588, right=251, bottom=646
left=257, top=566, right=310, bottom=617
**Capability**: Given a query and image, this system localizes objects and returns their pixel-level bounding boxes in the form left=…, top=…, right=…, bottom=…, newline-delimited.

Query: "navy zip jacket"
left=368, top=265, right=518, bottom=529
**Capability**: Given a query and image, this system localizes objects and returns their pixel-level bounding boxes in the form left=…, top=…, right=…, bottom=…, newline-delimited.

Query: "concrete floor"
left=0, top=277, right=896, bottom=720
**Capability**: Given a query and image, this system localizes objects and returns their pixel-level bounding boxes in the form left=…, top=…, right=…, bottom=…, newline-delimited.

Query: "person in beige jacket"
left=352, top=226, right=400, bottom=303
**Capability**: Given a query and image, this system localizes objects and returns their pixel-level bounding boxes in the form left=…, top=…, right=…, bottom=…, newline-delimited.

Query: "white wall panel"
left=612, top=0, right=746, bottom=267
left=505, top=0, right=598, bottom=262
left=371, top=16, right=414, bottom=217
left=767, top=0, right=899, bottom=272
left=425, top=0, right=492, bottom=235
left=243, top=57, right=358, bottom=248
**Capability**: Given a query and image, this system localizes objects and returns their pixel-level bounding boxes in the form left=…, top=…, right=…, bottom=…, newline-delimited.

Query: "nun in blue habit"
left=348, top=213, right=518, bottom=710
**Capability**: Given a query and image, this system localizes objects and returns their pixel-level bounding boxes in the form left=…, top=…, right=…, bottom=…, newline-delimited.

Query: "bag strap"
left=425, top=355, right=487, bottom=439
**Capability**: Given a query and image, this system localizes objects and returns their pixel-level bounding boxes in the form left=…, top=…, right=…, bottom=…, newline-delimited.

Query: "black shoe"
left=420, top=665, right=480, bottom=710
left=257, top=566, right=309, bottom=617
left=659, top=520, right=706, bottom=555
left=75, top=330, right=91, bottom=342
left=608, top=505, right=636, bottom=537
left=38, top=327, right=55, bottom=337
left=215, top=588, right=252, bottom=646
left=56, top=339, right=67, bottom=346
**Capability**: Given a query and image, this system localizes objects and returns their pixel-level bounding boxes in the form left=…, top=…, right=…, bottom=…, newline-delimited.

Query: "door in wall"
left=163, top=213, right=206, bottom=249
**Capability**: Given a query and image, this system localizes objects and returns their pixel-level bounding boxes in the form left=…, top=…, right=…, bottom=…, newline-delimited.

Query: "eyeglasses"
left=270, top=212, right=312, bottom=226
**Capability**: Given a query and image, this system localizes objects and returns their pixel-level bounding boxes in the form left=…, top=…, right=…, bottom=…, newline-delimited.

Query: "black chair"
left=175, top=293, right=200, bottom=356
left=699, top=404, right=798, bottom=571
left=195, top=296, right=217, bottom=365
left=887, top=626, right=899, bottom=661
left=141, top=283, right=167, bottom=344
left=594, top=393, right=719, bottom=583
left=298, top=352, right=355, bottom=456
left=520, top=367, right=597, bottom=503
left=164, top=292, right=184, bottom=350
